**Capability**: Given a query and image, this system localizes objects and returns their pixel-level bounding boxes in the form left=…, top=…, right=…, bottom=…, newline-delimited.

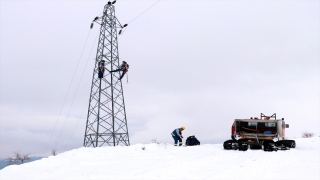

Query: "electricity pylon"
left=84, top=2, right=130, bottom=147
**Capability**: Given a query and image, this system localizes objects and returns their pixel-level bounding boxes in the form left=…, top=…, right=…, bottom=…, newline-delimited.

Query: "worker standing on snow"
left=171, top=126, right=185, bottom=146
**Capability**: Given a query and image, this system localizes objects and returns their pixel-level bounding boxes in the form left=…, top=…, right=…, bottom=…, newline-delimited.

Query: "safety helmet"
left=181, top=126, right=185, bottom=130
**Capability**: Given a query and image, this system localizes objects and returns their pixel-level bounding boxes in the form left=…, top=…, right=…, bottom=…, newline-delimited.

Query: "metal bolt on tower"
left=84, top=2, right=130, bottom=147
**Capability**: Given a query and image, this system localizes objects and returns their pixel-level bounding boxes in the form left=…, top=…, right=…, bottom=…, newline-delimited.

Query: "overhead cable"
left=54, top=31, right=100, bottom=151
left=128, top=0, right=161, bottom=24
left=63, top=31, right=100, bottom=152
left=43, top=29, right=91, bottom=157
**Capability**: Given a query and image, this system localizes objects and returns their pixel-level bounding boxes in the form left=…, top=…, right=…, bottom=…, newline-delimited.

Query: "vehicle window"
left=248, top=122, right=257, bottom=126
left=265, top=122, right=276, bottom=127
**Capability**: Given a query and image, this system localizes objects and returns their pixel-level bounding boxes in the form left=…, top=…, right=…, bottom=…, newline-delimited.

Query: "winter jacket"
left=97, top=61, right=106, bottom=72
left=120, top=63, right=129, bottom=71
left=171, top=128, right=182, bottom=137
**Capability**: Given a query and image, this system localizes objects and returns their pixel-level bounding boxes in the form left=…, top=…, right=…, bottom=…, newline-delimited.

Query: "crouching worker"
left=171, top=126, right=185, bottom=146
left=110, top=61, right=129, bottom=80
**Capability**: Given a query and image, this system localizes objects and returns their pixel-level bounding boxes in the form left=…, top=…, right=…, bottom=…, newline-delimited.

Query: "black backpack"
left=186, top=135, right=200, bottom=146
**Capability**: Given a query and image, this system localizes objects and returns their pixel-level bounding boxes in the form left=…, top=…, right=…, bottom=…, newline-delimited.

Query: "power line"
left=63, top=31, right=100, bottom=152
left=128, top=0, right=161, bottom=24
left=43, top=29, right=91, bottom=157
left=57, top=0, right=162, bottom=152
left=54, top=31, right=100, bottom=150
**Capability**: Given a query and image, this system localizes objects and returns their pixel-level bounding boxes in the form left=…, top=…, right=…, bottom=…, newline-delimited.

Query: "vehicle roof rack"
left=261, top=113, right=276, bottom=120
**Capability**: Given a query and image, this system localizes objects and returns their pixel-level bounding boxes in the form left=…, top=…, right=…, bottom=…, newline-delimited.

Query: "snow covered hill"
left=1, top=137, right=319, bottom=180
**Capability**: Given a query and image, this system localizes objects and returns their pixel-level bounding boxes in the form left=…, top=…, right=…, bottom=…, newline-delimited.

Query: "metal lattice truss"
left=84, top=4, right=129, bottom=147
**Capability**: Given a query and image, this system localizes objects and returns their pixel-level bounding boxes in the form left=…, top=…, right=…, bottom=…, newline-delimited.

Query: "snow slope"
left=0, top=157, right=43, bottom=170
left=1, top=137, right=319, bottom=180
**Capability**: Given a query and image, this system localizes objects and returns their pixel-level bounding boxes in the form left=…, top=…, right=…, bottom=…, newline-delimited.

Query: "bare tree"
left=52, top=149, right=57, bottom=156
left=7, top=156, right=15, bottom=166
left=13, top=151, right=22, bottom=164
left=151, top=138, right=161, bottom=144
left=20, top=154, right=30, bottom=164
left=14, top=151, right=30, bottom=164
left=302, top=131, right=314, bottom=138
left=151, top=138, right=168, bottom=148
left=6, top=151, right=30, bottom=166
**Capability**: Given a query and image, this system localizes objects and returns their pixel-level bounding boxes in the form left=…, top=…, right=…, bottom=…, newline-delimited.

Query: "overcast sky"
left=0, top=0, right=319, bottom=158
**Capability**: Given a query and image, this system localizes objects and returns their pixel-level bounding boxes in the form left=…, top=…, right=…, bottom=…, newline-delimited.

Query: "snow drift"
left=1, top=137, right=319, bottom=180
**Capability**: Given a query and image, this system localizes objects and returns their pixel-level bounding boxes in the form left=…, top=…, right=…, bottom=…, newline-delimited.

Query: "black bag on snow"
left=186, top=135, right=200, bottom=146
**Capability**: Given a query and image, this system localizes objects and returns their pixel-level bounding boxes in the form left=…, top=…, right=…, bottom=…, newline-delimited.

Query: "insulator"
left=123, top=24, right=128, bottom=27
left=112, top=0, right=116, bottom=4
left=108, top=1, right=111, bottom=5
left=93, top=16, right=99, bottom=21
left=90, top=23, right=94, bottom=29
left=119, top=29, right=122, bottom=35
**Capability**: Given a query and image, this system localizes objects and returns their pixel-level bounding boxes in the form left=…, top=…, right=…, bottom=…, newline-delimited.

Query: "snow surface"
left=1, top=137, right=319, bottom=180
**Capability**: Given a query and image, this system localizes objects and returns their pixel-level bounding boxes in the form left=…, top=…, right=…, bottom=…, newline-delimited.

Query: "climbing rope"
left=126, top=72, right=129, bottom=84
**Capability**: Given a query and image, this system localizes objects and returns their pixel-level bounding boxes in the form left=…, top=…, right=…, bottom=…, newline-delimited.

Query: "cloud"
left=0, top=107, right=86, bottom=158
left=0, top=0, right=319, bottom=158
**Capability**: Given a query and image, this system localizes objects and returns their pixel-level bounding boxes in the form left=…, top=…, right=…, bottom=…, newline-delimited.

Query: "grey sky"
left=0, top=0, right=319, bottom=158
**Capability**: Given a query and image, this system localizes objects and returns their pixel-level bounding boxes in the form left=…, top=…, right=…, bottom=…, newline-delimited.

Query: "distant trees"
left=302, top=131, right=314, bottom=138
left=151, top=138, right=162, bottom=144
left=7, top=151, right=30, bottom=166
left=151, top=138, right=168, bottom=149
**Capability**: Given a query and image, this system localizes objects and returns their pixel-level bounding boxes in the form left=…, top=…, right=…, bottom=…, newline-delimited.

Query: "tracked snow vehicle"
left=223, top=113, right=296, bottom=151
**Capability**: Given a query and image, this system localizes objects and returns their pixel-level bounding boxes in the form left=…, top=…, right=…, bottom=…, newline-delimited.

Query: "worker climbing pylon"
left=171, top=126, right=185, bottom=146
left=110, top=61, right=129, bottom=80
left=98, top=60, right=105, bottom=79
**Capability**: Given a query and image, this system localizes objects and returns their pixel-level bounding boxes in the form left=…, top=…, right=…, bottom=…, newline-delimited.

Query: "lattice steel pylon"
left=84, top=3, right=130, bottom=147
